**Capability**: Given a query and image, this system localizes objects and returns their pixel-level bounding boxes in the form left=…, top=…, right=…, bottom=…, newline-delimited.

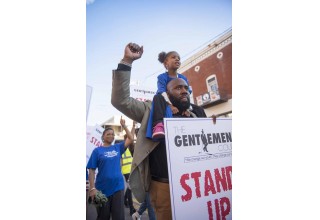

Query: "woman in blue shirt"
left=87, top=117, right=133, bottom=220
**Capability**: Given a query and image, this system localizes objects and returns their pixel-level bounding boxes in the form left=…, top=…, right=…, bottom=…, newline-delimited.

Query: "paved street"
left=86, top=191, right=150, bottom=220
left=124, top=198, right=150, bottom=220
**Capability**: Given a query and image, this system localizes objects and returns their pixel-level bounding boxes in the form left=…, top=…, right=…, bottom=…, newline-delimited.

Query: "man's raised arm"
left=111, top=43, right=149, bottom=123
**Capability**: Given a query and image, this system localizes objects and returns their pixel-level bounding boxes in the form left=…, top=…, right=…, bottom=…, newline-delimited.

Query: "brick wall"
left=182, top=43, right=232, bottom=105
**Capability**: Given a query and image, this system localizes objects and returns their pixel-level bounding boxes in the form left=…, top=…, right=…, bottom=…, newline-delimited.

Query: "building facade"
left=101, top=115, right=135, bottom=142
left=179, top=29, right=232, bottom=117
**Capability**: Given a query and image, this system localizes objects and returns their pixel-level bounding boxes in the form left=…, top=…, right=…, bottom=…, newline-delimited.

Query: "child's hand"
left=182, top=110, right=191, bottom=117
left=169, top=105, right=179, bottom=114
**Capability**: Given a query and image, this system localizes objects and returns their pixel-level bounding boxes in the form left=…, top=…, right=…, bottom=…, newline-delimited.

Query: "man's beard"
left=170, top=95, right=191, bottom=113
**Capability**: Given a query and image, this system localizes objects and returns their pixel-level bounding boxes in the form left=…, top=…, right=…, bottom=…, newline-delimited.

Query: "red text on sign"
left=180, top=166, right=232, bottom=202
left=207, top=197, right=231, bottom=220
left=90, top=137, right=102, bottom=147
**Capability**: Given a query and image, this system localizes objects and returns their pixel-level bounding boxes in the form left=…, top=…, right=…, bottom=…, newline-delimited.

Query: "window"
left=206, top=74, right=220, bottom=101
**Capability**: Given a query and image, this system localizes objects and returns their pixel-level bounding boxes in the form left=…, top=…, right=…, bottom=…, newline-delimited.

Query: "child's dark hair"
left=158, top=51, right=167, bottom=64
left=158, top=51, right=178, bottom=64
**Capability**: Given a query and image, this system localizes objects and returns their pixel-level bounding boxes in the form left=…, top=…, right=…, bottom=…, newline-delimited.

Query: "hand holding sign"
left=211, top=114, right=217, bottom=124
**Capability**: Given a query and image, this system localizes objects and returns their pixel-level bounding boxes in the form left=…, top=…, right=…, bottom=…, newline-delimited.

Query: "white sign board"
left=164, top=118, right=232, bottom=220
left=86, top=85, right=93, bottom=122
left=86, top=124, right=104, bottom=164
left=130, top=84, right=156, bottom=102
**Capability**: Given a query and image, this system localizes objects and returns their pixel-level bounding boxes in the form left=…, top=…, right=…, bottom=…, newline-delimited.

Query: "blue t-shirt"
left=157, top=72, right=192, bottom=94
left=86, top=142, right=125, bottom=197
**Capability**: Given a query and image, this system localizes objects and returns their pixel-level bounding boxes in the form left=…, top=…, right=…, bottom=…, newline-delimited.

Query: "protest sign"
left=86, top=124, right=104, bottom=164
left=130, top=84, right=156, bottom=102
left=164, top=118, right=232, bottom=220
left=86, top=85, right=92, bottom=123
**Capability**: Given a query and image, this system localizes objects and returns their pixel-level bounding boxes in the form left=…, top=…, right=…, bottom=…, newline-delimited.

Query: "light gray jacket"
left=111, top=69, right=159, bottom=203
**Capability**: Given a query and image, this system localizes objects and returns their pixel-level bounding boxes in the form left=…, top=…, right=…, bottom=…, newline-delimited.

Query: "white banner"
left=130, top=84, right=156, bottom=102
left=86, top=85, right=93, bottom=122
left=164, top=118, right=232, bottom=220
left=86, top=124, right=104, bottom=164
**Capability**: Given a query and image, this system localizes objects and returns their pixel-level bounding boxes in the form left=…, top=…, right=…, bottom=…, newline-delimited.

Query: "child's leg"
left=151, top=94, right=167, bottom=139
left=152, top=94, right=167, bottom=127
